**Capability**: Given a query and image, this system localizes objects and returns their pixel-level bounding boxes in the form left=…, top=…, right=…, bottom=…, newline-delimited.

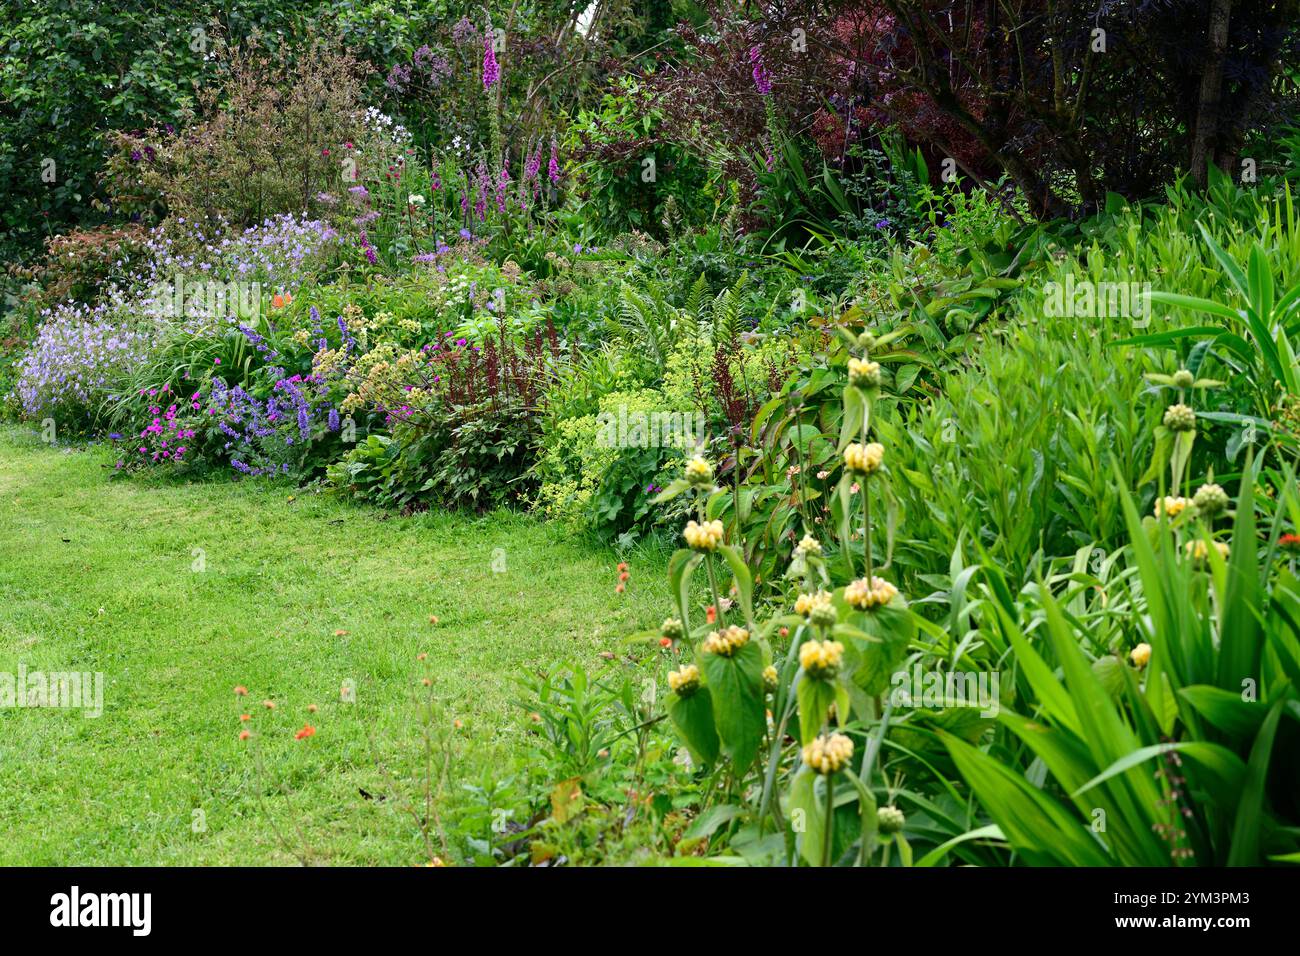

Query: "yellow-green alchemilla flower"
left=763, top=665, right=778, bottom=693
left=685, top=455, right=715, bottom=488
left=1129, top=643, right=1152, bottom=669
left=683, top=519, right=725, bottom=552
left=844, top=441, right=884, bottom=476
left=702, top=625, right=750, bottom=657
left=1172, top=368, right=1194, bottom=389
left=848, top=357, right=882, bottom=391
left=845, top=575, right=899, bottom=610
left=802, top=732, right=854, bottom=774
left=1163, top=403, right=1196, bottom=432
left=668, top=664, right=701, bottom=696
left=878, top=805, right=906, bottom=835
left=661, top=617, right=684, bottom=641
left=799, top=639, right=844, bottom=679
left=1154, top=495, right=1193, bottom=519
left=1192, top=482, right=1229, bottom=517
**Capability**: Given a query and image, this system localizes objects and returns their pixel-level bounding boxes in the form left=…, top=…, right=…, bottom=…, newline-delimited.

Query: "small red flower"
left=294, top=724, right=316, bottom=741
left=617, top=562, right=629, bottom=572
left=619, top=571, right=629, bottom=582
left=239, top=730, right=251, bottom=741
left=706, top=605, right=718, bottom=624
left=1281, top=533, right=1300, bottom=553
left=239, top=713, right=251, bottom=722
left=779, top=627, right=790, bottom=638
left=659, top=637, right=672, bottom=647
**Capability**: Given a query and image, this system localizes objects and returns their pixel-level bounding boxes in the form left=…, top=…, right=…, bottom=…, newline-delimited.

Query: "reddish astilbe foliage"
left=430, top=317, right=560, bottom=412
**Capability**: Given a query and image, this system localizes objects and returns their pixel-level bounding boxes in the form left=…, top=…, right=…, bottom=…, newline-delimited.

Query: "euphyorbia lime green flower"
left=1192, top=482, right=1229, bottom=517
left=702, top=625, right=749, bottom=657
left=844, top=441, right=884, bottom=475
left=685, top=455, right=715, bottom=488
left=1163, top=403, right=1196, bottom=431
left=683, top=519, right=725, bottom=552
left=661, top=617, right=684, bottom=641
left=1154, top=495, right=1193, bottom=518
left=803, top=732, right=854, bottom=774
left=668, top=664, right=701, bottom=696
left=1129, top=643, right=1152, bottom=669
left=878, top=805, right=906, bottom=835
left=848, top=357, right=882, bottom=391
left=799, top=639, right=844, bottom=679
left=763, top=665, right=778, bottom=693
left=845, top=575, right=898, bottom=610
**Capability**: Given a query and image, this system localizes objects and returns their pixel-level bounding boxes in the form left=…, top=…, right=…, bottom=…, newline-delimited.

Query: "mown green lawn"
left=0, top=425, right=668, bottom=864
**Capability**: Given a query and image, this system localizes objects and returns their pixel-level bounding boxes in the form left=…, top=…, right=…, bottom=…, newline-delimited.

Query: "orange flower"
left=706, top=605, right=718, bottom=624
left=619, top=571, right=629, bottom=582
left=659, top=637, right=672, bottom=647
left=239, top=713, right=251, bottom=722
left=307, top=703, right=318, bottom=713
left=263, top=700, right=275, bottom=710
left=294, top=724, right=316, bottom=740
left=615, top=583, right=625, bottom=593
left=779, top=626, right=790, bottom=638
left=617, top=562, right=629, bottom=572
left=239, top=730, right=251, bottom=741
left=234, top=685, right=248, bottom=696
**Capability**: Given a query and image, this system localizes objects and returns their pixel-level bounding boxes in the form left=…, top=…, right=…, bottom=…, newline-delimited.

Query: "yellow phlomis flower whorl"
left=1154, top=496, right=1192, bottom=518
left=702, top=625, right=750, bottom=657
left=844, top=441, right=884, bottom=476
left=795, top=534, right=822, bottom=555
left=685, top=455, right=714, bottom=487
left=683, top=519, right=725, bottom=552
left=845, top=576, right=898, bottom=610
left=668, top=664, right=701, bottom=695
left=803, top=733, right=854, bottom=774
left=799, top=639, right=844, bottom=679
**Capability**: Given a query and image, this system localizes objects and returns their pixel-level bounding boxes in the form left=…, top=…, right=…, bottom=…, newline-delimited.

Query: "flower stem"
left=822, top=773, right=836, bottom=867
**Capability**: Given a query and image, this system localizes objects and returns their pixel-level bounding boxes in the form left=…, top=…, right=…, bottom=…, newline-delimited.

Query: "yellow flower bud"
left=1129, top=643, right=1152, bottom=669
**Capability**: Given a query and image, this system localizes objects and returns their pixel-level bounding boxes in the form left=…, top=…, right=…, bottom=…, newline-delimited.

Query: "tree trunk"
left=1189, top=0, right=1233, bottom=186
